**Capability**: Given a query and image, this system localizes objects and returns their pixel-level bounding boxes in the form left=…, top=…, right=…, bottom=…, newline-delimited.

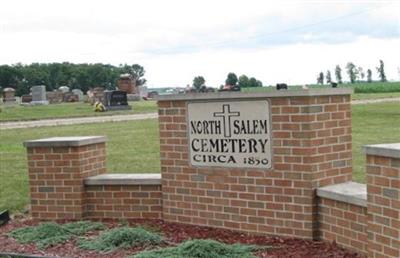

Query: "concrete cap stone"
left=156, top=88, right=353, bottom=101
left=363, top=143, right=400, bottom=159
left=316, top=182, right=367, bottom=207
left=84, top=173, right=161, bottom=185
left=24, top=136, right=107, bottom=148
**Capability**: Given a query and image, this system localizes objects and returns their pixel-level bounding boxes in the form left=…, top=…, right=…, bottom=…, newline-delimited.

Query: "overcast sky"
left=0, top=0, right=399, bottom=87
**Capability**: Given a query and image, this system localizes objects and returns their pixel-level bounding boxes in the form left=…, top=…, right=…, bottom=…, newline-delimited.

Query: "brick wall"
left=318, top=197, right=368, bottom=255
left=25, top=137, right=107, bottom=220
left=85, top=184, right=162, bottom=219
left=158, top=91, right=353, bottom=239
left=365, top=146, right=400, bottom=258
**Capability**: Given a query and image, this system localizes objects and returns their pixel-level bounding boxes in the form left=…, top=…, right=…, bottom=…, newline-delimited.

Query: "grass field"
left=351, top=102, right=400, bottom=181
left=1, top=101, right=399, bottom=213
left=0, top=100, right=157, bottom=121
left=242, top=81, right=400, bottom=94
left=0, top=119, right=160, bottom=212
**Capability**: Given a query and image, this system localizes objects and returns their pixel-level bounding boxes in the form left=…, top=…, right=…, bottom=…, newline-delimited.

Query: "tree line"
left=0, top=63, right=146, bottom=96
left=317, top=60, right=387, bottom=85
left=192, top=72, right=263, bottom=90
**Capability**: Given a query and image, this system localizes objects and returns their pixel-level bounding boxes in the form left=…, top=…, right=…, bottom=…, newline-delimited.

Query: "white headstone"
left=31, top=85, right=48, bottom=105
left=188, top=100, right=272, bottom=169
left=72, top=89, right=84, bottom=101
left=58, top=86, right=70, bottom=93
left=139, top=86, right=148, bottom=98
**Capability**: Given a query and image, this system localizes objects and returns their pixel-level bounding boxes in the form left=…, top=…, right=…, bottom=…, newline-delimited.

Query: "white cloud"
left=142, top=37, right=400, bottom=87
left=0, top=0, right=399, bottom=87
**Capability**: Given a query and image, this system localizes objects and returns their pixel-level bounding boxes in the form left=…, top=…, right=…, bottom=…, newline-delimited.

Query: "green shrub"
left=79, top=227, right=163, bottom=252
left=134, top=239, right=256, bottom=258
left=8, top=221, right=104, bottom=249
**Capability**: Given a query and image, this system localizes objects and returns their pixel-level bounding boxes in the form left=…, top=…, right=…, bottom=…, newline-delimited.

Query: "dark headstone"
left=21, top=95, right=32, bottom=103
left=103, top=90, right=132, bottom=111
left=276, top=83, right=288, bottom=90
left=0, top=210, right=10, bottom=226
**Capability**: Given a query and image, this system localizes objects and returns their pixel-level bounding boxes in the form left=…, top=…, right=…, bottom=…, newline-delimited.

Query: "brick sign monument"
left=24, top=89, right=399, bottom=258
left=188, top=100, right=271, bottom=168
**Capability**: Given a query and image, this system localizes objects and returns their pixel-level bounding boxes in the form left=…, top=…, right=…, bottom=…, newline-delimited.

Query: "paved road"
left=1, top=97, right=399, bottom=130
left=0, top=113, right=158, bottom=130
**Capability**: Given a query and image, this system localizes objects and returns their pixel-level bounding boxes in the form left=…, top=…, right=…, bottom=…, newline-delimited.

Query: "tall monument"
left=117, top=74, right=137, bottom=94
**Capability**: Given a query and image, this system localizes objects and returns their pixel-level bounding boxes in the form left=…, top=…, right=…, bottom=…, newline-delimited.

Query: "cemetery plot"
left=0, top=219, right=365, bottom=258
left=0, top=100, right=156, bottom=121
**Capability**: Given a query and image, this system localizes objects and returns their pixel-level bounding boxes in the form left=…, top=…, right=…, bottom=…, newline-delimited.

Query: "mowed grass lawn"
left=0, top=119, right=160, bottom=212
left=1, top=101, right=399, bottom=212
left=0, top=100, right=157, bottom=121
left=1, top=91, right=400, bottom=122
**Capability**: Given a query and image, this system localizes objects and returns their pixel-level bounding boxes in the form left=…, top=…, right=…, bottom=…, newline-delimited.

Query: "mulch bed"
left=0, top=218, right=366, bottom=258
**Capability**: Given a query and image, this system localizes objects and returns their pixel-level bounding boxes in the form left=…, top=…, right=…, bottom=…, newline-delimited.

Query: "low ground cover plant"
left=8, top=221, right=104, bottom=249
left=133, top=239, right=257, bottom=258
left=78, top=226, right=163, bottom=252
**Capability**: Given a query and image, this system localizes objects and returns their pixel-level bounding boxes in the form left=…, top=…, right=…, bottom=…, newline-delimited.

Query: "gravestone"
left=117, top=74, right=137, bottom=94
left=21, top=95, right=32, bottom=103
left=139, top=86, right=148, bottom=99
left=276, top=83, right=288, bottom=90
left=2, top=88, right=16, bottom=104
left=103, top=90, right=132, bottom=111
left=63, top=92, right=79, bottom=102
left=58, top=86, right=70, bottom=93
left=46, top=90, right=63, bottom=104
left=87, top=87, right=105, bottom=105
left=72, top=89, right=84, bottom=101
left=31, top=85, right=48, bottom=105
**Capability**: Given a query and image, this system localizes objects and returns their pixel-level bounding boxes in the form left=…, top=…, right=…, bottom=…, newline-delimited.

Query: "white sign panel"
left=188, top=100, right=272, bottom=169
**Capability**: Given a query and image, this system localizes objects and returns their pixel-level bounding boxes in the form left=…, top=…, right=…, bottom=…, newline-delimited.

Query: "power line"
left=146, top=3, right=392, bottom=55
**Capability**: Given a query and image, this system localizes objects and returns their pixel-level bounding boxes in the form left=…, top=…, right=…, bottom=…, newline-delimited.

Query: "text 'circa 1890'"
left=188, top=100, right=272, bottom=168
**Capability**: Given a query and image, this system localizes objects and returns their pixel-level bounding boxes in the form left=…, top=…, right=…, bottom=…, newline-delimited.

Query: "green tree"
left=0, top=65, right=22, bottom=90
left=317, top=72, right=324, bottom=84
left=367, top=69, right=372, bottom=83
left=119, top=64, right=147, bottom=86
left=238, top=75, right=249, bottom=88
left=192, top=76, right=205, bottom=90
left=346, top=62, right=356, bottom=83
left=335, top=65, right=343, bottom=84
left=225, top=72, right=238, bottom=86
left=0, top=62, right=146, bottom=96
left=358, top=67, right=365, bottom=81
left=376, top=60, right=387, bottom=82
left=326, top=70, right=332, bottom=83
left=248, top=77, right=262, bottom=87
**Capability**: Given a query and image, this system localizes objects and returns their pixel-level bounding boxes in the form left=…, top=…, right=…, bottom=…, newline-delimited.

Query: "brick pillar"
left=157, top=89, right=353, bottom=239
left=364, top=144, right=400, bottom=258
left=24, top=136, right=107, bottom=220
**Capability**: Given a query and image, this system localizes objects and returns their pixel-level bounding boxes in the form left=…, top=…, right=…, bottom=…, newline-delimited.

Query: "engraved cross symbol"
left=213, top=104, right=240, bottom=137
